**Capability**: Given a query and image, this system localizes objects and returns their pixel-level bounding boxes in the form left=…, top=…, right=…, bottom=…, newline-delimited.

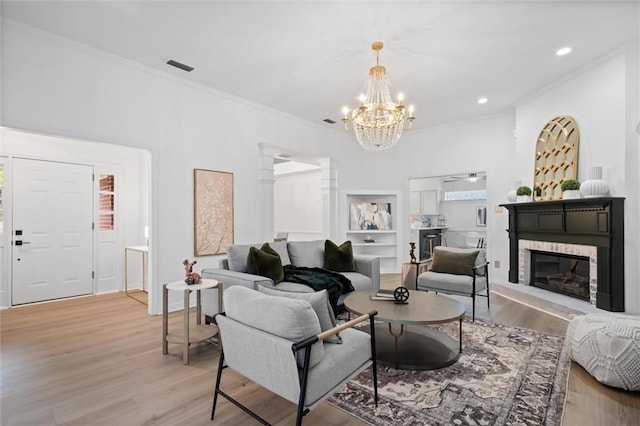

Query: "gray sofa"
left=201, top=240, right=380, bottom=318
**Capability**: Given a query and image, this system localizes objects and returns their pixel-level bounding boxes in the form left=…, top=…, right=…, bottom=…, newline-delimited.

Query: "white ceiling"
left=2, top=1, right=639, bottom=130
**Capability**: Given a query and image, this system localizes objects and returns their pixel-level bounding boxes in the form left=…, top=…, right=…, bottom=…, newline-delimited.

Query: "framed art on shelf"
left=476, top=206, right=487, bottom=227
left=349, top=202, right=392, bottom=230
left=194, top=169, right=234, bottom=256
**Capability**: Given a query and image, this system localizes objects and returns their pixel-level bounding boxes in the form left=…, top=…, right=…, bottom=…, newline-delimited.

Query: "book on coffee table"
left=370, top=289, right=395, bottom=301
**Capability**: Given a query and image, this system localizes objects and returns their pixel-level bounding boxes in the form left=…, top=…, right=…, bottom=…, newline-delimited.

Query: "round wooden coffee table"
left=344, top=290, right=465, bottom=370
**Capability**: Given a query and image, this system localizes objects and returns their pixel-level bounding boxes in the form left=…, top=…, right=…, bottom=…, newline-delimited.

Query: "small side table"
left=124, top=245, right=148, bottom=305
left=401, top=260, right=431, bottom=290
left=162, top=279, right=223, bottom=364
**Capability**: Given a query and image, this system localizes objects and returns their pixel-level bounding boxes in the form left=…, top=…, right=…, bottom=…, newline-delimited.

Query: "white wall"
left=515, top=46, right=640, bottom=313
left=1, top=20, right=359, bottom=313
left=515, top=50, right=627, bottom=193
left=393, top=114, right=515, bottom=283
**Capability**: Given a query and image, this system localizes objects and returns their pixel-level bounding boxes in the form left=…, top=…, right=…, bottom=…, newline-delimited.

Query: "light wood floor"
left=1, top=275, right=638, bottom=425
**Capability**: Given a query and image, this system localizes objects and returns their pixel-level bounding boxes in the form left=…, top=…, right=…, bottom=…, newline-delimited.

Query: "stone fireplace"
left=501, top=197, right=624, bottom=312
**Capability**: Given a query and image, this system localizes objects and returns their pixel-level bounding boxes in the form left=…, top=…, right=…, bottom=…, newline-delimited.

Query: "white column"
left=319, top=158, right=338, bottom=241
left=258, top=144, right=278, bottom=242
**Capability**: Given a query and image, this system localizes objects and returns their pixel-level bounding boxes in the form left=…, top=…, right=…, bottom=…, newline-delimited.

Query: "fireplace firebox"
left=530, top=251, right=590, bottom=301
left=500, top=197, right=625, bottom=312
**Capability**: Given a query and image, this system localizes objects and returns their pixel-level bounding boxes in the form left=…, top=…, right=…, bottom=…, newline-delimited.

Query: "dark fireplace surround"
left=501, top=197, right=624, bottom=312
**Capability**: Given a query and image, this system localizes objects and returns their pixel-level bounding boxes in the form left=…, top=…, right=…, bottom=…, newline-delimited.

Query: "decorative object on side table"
left=561, top=179, right=581, bottom=199
left=516, top=185, right=532, bottom=202
left=183, top=259, right=201, bottom=285
left=580, top=166, right=609, bottom=198
left=409, top=242, right=417, bottom=263
left=393, top=286, right=410, bottom=304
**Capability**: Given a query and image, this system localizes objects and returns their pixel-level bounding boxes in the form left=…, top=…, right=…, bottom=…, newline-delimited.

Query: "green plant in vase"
left=516, top=185, right=532, bottom=202
left=561, top=179, right=581, bottom=199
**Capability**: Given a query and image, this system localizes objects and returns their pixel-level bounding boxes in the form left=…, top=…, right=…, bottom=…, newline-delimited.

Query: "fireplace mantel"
left=500, top=197, right=625, bottom=311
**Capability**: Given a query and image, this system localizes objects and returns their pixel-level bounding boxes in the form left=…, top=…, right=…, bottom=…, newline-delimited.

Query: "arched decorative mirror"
left=533, top=115, right=579, bottom=200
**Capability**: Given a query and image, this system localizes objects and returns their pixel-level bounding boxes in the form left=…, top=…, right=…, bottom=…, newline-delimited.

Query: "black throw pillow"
left=324, top=240, right=356, bottom=272
left=247, top=243, right=284, bottom=283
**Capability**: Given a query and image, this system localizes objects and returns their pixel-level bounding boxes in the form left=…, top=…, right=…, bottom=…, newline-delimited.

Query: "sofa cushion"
left=258, top=286, right=341, bottom=344
left=324, top=240, right=356, bottom=272
left=340, top=272, right=372, bottom=292
left=247, top=243, right=284, bottom=284
left=227, top=241, right=291, bottom=272
left=430, top=246, right=479, bottom=277
left=304, top=328, right=372, bottom=407
left=417, top=270, right=487, bottom=294
left=224, top=286, right=324, bottom=368
left=287, top=240, right=325, bottom=268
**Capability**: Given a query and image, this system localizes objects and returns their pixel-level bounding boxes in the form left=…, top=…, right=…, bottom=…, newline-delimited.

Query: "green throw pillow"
left=430, top=248, right=479, bottom=277
left=247, top=243, right=284, bottom=283
left=324, top=240, right=356, bottom=272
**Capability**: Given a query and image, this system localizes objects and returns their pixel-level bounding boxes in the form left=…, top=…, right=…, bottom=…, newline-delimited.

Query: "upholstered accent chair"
left=416, top=246, right=490, bottom=321
left=211, top=286, right=378, bottom=425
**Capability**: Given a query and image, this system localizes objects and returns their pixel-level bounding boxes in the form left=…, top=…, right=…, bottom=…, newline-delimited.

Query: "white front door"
left=12, top=158, right=94, bottom=305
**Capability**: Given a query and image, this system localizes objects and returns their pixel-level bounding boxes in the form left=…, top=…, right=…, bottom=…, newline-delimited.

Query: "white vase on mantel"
left=580, top=166, right=609, bottom=198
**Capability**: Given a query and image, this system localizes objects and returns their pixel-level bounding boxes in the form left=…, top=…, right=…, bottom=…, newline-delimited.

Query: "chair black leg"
left=211, top=349, right=226, bottom=420
left=369, top=314, right=378, bottom=408
left=472, top=293, right=476, bottom=322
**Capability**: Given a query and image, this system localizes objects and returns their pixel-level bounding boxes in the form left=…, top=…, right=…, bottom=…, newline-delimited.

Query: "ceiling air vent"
left=166, top=59, right=194, bottom=72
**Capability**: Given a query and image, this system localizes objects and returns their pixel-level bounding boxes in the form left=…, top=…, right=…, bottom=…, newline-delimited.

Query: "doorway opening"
left=261, top=144, right=336, bottom=243
left=408, top=171, right=488, bottom=256
left=274, top=155, right=323, bottom=242
left=1, top=128, right=151, bottom=309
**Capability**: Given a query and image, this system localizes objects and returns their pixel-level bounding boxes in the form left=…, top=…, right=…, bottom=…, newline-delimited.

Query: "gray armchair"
left=416, top=246, right=490, bottom=321
left=211, top=286, right=378, bottom=425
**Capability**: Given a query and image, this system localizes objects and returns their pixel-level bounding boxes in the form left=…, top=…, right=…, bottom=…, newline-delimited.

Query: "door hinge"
left=92, top=271, right=95, bottom=279
left=92, top=222, right=95, bottom=230
left=92, top=174, right=95, bottom=181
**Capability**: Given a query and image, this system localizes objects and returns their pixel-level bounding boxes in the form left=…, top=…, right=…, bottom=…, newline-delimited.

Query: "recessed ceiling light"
left=556, top=47, right=572, bottom=56
left=477, top=97, right=488, bottom=104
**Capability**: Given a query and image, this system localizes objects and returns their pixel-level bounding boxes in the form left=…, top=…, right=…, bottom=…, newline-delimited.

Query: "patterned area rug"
left=328, top=318, right=569, bottom=425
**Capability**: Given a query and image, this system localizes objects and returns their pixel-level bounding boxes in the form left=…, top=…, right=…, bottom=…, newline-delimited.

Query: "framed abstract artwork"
left=476, top=206, right=487, bottom=227
left=349, top=202, right=392, bottom=230
left=194, top=169, right=234, bottom=256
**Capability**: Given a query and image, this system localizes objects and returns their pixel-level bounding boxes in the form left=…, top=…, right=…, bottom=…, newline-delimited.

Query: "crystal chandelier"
left=342, top=41, right=415, bottom=151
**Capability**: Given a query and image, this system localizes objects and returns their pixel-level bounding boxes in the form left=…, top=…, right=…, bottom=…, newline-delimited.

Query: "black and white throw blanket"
left=282, top=265, right=355, bottom=314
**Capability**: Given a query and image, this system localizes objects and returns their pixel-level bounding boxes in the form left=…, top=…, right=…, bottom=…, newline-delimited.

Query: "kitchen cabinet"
left=410, top=190, right=439, bottom=215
